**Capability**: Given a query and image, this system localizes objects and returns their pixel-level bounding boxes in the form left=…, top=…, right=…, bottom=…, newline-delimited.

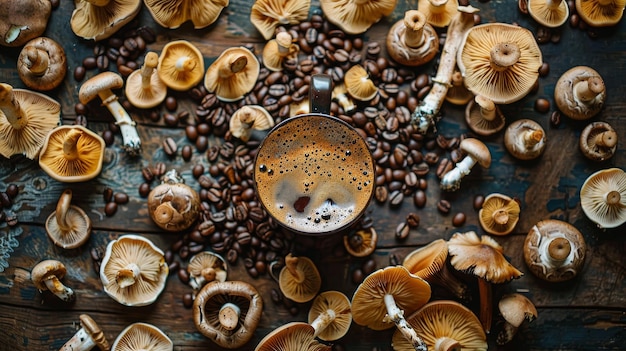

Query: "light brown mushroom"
left=580, top=168, right=626, bottom=229
left=332, top=84, right=356, bottom=114
left=250, top=0, right=311, bottom=40
left=144, top=0, right=229, bottom=29
left=204, top=47, right=260, bottom=102
left=278, top=253, right=322, bottom=303
left=100, top=234, right=169, bottom=306
left=229, top=105, right=275, bottom=142
left=262, top=31, right=299, bottom=72
left=111, top=322, right=172, bottom=351
left=528, top=0, right=570, bottom=27
left=579, top=121, right=617, bottom=162
left=465, top=95, right=506, bottom=137
left=320, top=0, right=398, bottom=35
left=0, top=0, right=52, bottom=47
left=344, top=64, right=379, bottom=101
left=478, top=193, right=521, bottom=236
left=147, top=169, right=201, bottom=232
left=575, top=0, right=625, bottom=27
left=308, top=291, right=352, bottom=342
left=39, top=125, right=106, bottom=182
left=440, top=138, right=492, bottom=191
left=504, top=119, right=546, bottom=160
left=554, top=66, right=606, bottom=120
left=187, top=251, right=227, bottom=291
left=0, top=83, right=60, bottom=159
left=70, top=0, right=142, bottom=41
left=417, top=0, right=459, bottom=27
left=125, top=51, right=167, bottom=109
left=31, top=259, right=75, bottom=302
left=386, top=10, right=439, bottom=67
left=17, top=37, right=67, bottom=91
left=344, top=227, right=378, bottom=257
left=158, top=40, right=205, bottom=92
left=60, top=314, right=110, bottom=351
left=255, top=322, right=331, bottom=351
left=45, top=189, right=92, bottom=249
left=445, top=71, right=473, bottom=106
left=497, top=294, right=538, bottom=345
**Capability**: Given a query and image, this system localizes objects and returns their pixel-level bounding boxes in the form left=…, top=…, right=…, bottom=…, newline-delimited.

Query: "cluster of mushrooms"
left=1, top=0, right=625, bottom=349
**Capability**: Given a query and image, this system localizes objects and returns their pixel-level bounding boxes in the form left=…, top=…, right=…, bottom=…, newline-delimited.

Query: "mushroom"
left=332, top=84, right=356, bottom=114
left=496, top=293, right=537, bottom=345
left=478, top=193, right=521, bottom=236
left=417, top=0, right=459, bottom=27
left=229, top=105, right=275, bottom=142
left=344, top=64, right=379, bottom=101
left=144, top=0, right=229, bottom=29
left=204, top=47, right=260, bottom=102
left=580, top=167, right=626, bottom=229
left=255, top=322, right=331, bottom=351
left=464, top=95, right=506, bottom=137
left=0, top=83, right=60, bottom=159
left=147, top=169, right=201, bottom=232
left=31, top=259, right=75, bottom=302
left=445, top=71, right=473, bottom=106
left=111, top=322, right=172, bottom=351
left=402, top=239, right=470, bottom=302
left=440, top=138, right=492, bottom=191
left=320, top=0, right=398, bottom=35
left=457, top=22, right=543, bottom=105
left=391, top=300, right=487, bottom=351
left=60, top=314, right=110, bottom=351
left=278, top=253, right=322, bottom=303
left=504, top=119, right=546, bottom=160
left=79, top=72, right=141, bottom=156
left=344, top=227, right=378, bottom=257
left=45, top=189, right=92, bottom=249
left=193, top=280, right=263, bottom=349
left=99, top=234, right=169, bottom=306
left=308, top=290, right=352, bottom=342
left=554, top=66, right=605, bottom=120
left=575, top=0, right=625, bottom=27
left=17, top=37, right=67, bottom=91
left=448, top=231, right=523, bottom=333
left=250, top=0, right=311, bottom=40
left=386, top=10, right=439, bottom=67
left=579, top=121, right=617, bottom=161
left=157, top=40, right=205, bottom=92
left=0, top=0, right=52, bottom=47
left=125, top=52, right=167, bottom=109
left=38, top=125, right=106, bottom=182
left=351, top=265, right=431, bottom=351
left=70, top=0, right=142, bottom=41
left=528, top=0, right=569, bottom=28
left=262, top=31, right=299, bottom=72
left=187, top=251, right=227, bottom=291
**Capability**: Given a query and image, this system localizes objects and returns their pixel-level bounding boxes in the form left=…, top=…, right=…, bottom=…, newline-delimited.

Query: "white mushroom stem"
left=434, top=337, right=462, bottom=351
left=175, top=56, right=197, bottom=73
left=55, top=189, right=74, bottom=233
left=440, top=153, right=477, bottom=191
left=574, top=76, right=605, bottom=103
left=383, top=294, right=428, bottom=351
left=477, top=278, right=493, bottom=333
left=61, top=328, right=96, bottom=351
left=0, top=84, right=27, bottom=130
left=43, top=276, right=75, bottom=301
left=116, top=263, right=141, bottom=289
left=411, top=6, right=478, bottom=133
left=594, top=130, right=617, bottom=148
left=97, top=88, right=141, bottom=156
left=310, top=309, right=337, bottom=337
left=22, top=46, right=50, bottom=75
left=219, top=302, right=241, bottom=331
left=522, top=129, right=544, bottom=148
left=404, top=11, right=427, bottom=48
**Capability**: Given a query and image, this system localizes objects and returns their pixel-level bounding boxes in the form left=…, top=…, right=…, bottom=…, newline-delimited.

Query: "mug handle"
left=309, top=74, right=332, bottom=115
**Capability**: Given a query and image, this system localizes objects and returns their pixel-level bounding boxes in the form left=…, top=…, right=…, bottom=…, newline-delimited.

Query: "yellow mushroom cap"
left=402, top=239, right=448, bottom=280
left=158, top=40, right=205, bottom=91
left=125, top=51, right=168, bottom=109
left=278, top=254, right=322, bottom=303
left=70, top=0, right=142, bottom=41
left=250, top=0, right=311, bottom=40
left=308, top=291, right=352, bottom=341
left=575, top=0, right=626, bottom=27
left=478, top=193, right=521, bottom=236
left=45, top=189, right=92, bottom=249
left=528, top=0, right=570, bottom=28
left=320, top=0, right=398, bottom=35
left=255, top=322, right=331, bottom=351
left=145, top=0, right=229, bottom=29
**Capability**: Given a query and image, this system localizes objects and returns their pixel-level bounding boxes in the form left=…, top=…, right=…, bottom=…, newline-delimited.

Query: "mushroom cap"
left=460, top=137, right=492, bottom=168
left=70, top=0, right=142, bottom=41
left=187, top=251, right=228, bottom=288
left=147, top=177, right=201, bottom=232
left=45, top=189, right=92, bottom=249
left=498, top=293, right=538, bottom=328
left=448, top=231, right=523, bottom=283
left=31, top=259, right=67, bottom=291
left=278, top=254, right=322, bottom=303
left=77, top=314, right=110, bottom=350
left=157, top=40, right=205, bottom=91
left=125, top=52, right=168, bottom=109
left=39, top=125, right=106, bottom=183
left=417, top=0, right=459, bottom=27
left=391, top=300, right=487, bottom=350
left=193, top=280, right=263, bottom=349
left=79, top=72, right=125, bottom=104
left=0, top=0, right=51, bottom=47
left=307, top=290, right=352, bottom=341
left=255, top=322, right=331, bottom=351
left=580, top=168, right=626, bottom=229
left=18, top=37, right=67, bottom=91
left=250, top=0, right=311, bottom=40
left=111, top=322, right=172, bottom=351
left=144, top=0, right=229, bottom=29
left=457, top=23, right=543, bottom=104
left=100, top=234, right=169, bottom=306
left=554, top=66, right=606, bottom=120
left=478, top=193, right=521, bottom=236
left=402, top=239, right=448, bottom=280
left=445, top=71, right=474, bottom=105
left=320, top=0, right=398, bottom=35
left=0, top=84, right=61, bottom=159
left=204, top=46, right=260, bottom=101
left=575, top=0, right=626, bottom=26
left=465, top=95, right=506, bottom=137
left=351, top=265, right=431, bottom=331
left=344, top=64, right=379, bottom=101
left=579, top=121, right=617, bottom=162
left=386, top=10, right=439, bottom=67
left=523, top=219, right=587, bottom=282
left=229, top=105, right=275, bottom=142
left=344, top=227, right=378, bottom=257
left=528, top=0, right=569, bottom=27
left=504, top=118, right=547, bottom=160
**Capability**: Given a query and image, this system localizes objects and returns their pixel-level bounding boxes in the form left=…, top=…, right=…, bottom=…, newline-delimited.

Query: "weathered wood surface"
left=0, top=0, right=625, bottom=350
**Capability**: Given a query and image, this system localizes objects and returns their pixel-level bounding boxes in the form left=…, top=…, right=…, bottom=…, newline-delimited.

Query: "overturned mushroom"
left=554, top=66, right=605, bottom=120
left=308, top=291, right=352, bottom=342
left=45, top=189, right=92, bottom=249
left=575, top=0, right=625, bottom=27
left=278, top=253, right=322, bottom=303
left=386, top=10, right=439, bottom=67
left=497, top=293, right=538, bottom=345
left=440, top=138, right=491, bottom=191
left=60, top=314, right=110, bottom=351
left=0, top=0, right=52, bottom=47
left=204, top=47, right=260, bottom=102
left=344, top=64, right=379, bottom=101
left=70, top=0, right=142, bottom=41
left=125, top=51, right=167, bottom=109
left=188, top=251, right=227, bottom=291
left=158, top=40, right=205, bottom=92
left=229, top=105, right=275, bottom=142
left=579, top=121, right=617, bottom=162
left=478, top=193, right=521, bottom=236
left=417, top=0, right=459, bottom=27
left=465, top=95, right=505, bottom=137
left=18, top=37, right=67, bottom=91
left=344, top=227, right=378, bottom=257
left=111, top=322, right=172, bottom=351
left=144, top=0, right=229, bottom=29
left=262, top=31, right=299, bottom=72
left=147, top=169, right=201, bottom=232
left=31, top=259, right=75, bottom=302
left=504, top=119, right=546, bottom=160
left=528, top=0, right=569, bottom=28
left=445, top=71, right=473, bottom=106
left=255, top=322, right=331, bottom=351
left=580, top=168, right=626, bottom=229
left=320, top=0, right=398, bottom=35
left=250, top=0, right=311, bottom=40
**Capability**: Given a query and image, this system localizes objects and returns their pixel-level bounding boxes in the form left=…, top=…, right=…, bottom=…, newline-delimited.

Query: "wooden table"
left=0, top=0, right=624, bottom=350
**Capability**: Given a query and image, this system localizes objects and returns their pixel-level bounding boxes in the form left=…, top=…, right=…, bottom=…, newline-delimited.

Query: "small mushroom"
left=278, top=253, right=322, bottom=303
left=125, top=52, right=167, bottom=109
left=204, top=47, right=260, bottom=102
left=38, top=125, right=106, bottom=182
left=79, top=72, right=141, bottom=156
left=344, top=227, right=378, bottom=257
left=45, top=189, right=92, bottom=249
left=111, top=322, right=172, bottom=351
left=60, top=314, right=110, bottom=351
left=320, top=0, right=398, bottom=35
left=478, top=193, right=521, bottom=236
left=255, top=322, right=331, bottom=351
left=70, top=0, right=142, bottom=41
left=158, top=40, right=205, bottom=92
left=308, top=291, right=352, bottom=342
left=417, top=0, right=459, bottom=27
left=332, top=84, right=356, bottom=114
left=504, top=119, right=546, bottom=160
left=250, top=0, right=311, bottom=40
left=17, top=37, right=67, bottom=91
left=579, top=121, right=617, bottom=162
left=31, top=259, right=75, bottom=302
left=440, top=138, right=492, bottom=191
left=575, top=0, right=625, bottom=27
left=194, top=280, right=263, bottom=349
left=0, top=0, right=52, bottom=47
left=0, top=83, right=60, bottom=159
left=147, top=169, right=201, bottom=232
left=351, top=265, right=431, bottom=351
left=144, top=0, right=229, bottom=29
left=580, top=168, right=626, bottom=229
left=187, top=251, right=227, bottom=291
left=497, top=294, right=537, bottom=345
left=344, top=64, right=379, bottom=101
left=528, top=0, right=570, bottom=28
left=100, top=234, right=169, bottom=306
left=464, top=95, right=506, bottom=137
left=554, top=65, right=605, bottom=120
left=445, top=71, right=473, bottom=106
left=386, top=10, right=439, bottom=67
left=262, top=31, right=299, bottom=72
left=229, top=105, right=275, bottom=142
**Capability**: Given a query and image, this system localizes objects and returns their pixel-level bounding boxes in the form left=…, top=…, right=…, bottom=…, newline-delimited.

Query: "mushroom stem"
left=96, top=88, right=141, bottom=156
left=440, top=154, right=478, bottom=191
left=605, top=190, right=621, bottom=206
left=493, top=209, right=510, bottom=225
left=476, top=95, right=497, bottom=122
left=22, top=46, right=50, bottom=76
left=594, top=130, right=617, bottom=148
left=116, top=263, right=141, bottom=288
left=153, top=203, right=175, bottom=225
left=403, top=11, right=427, bottom=48
left=62, top=129, right=83, bottom=161
left=310, top=309, right=337, bottom=337
left=276, top=32, right=293, bottom=56
left=573, top=76, right=605, bottom=103
left=383, top=294, right=428, bottom=351
left=434, top=336, right=462, bottom=351
left=523, top=129, right=544, bottom=147
left=490, top=43, right=521, bottom=72
left=219, top=302, right=241, bottom=331
left=496, top=321, right=519, bottom=345
left=140, top=52, right=159, bottom=90
left=546, top=237, right=571, bottom=264
left=175, top=56, right=197, bottom=73
left=411, top=6, right=478, bottom=133
left=477, top=278, right=492, bottom=333
left=0, top=83, right=28, bottom=130
left=55, top=189, right=74, bottom=233
left=43, top=275, right=75, bottom=301
left=285, top=254, right=304, bottom=282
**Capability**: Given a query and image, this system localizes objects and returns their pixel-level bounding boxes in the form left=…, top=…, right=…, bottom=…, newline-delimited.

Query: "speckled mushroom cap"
left=575, top=0, right=626, bottom=27
left=580, top=167, right=626, bottom=229
left=554, top=66, right=605, bottom=120
left=0, top=0, right=51, bottom=47
left=579, top=121, right=617, bottom=162
left=70, top=0, right=142, bottom=41
left=45, top=189, right=92, bottom=249
left=144, top=0, right=229, bottom=29
left=504, top=119, right=546, bottom=161
left=255, top=322, right=331, bottom=351
left=147, top=170, right=201, bottom=232
left=528, top=0, right=569, bottom=28
left=158, top=40, right=205, bottom=91
left=112, top=322, right=172, bottom=351
left=18, top=37, right=67, bottom=91
left=417, top=0, right=459, bottom=27
left=250, top=0, right=311, bottom=40
left=320, top=0, right=398, bottom=35
left=478, top=193, right=521, bottom=236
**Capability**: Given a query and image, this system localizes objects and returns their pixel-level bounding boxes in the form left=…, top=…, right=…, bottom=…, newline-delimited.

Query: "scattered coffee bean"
left=163, top=137, right=177, bottom=156
left=395, top=222, right=410, bottom=240
left=114, top=192, right=129, bottom=204
left=452, top=212, right=466, bottom=227
left=437, top=199, right=451, bottom=214
left=104, top=202, right=118, bottom=216
left=535, top=98, right=550, bottom=113
left=473, top=194, right=485, bottom=210
left=550, top=110, right=561, bottom=127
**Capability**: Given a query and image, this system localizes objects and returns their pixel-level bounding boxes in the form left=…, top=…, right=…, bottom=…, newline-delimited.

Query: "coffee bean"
left=535, top=98, right=550, bottom=113
left=181, top=145, right=193, bottom=161
left=352, top=269, right=364, bottom=283
left=374, top=186, right=388, bottom=203
left=163, top=137, right=177, bottom=156
left=139, top=183, right=150, bottom=197
left=104, top=202, right=118, bottom=216
left=196, top=136, right=208, bottom=152
left=452, top=212, right=466, bottom=227
left=362, top=258, right=376, bottom=275
left=406, top=213, right=420, bottom=228
left=437, top=199, right=451, bottom=214
left=389, top=190, right=404, bottom=207
left=103, top=187, right=114, bottom=203
left=164, top=113, right=178, bottom=127
left=182, top=293, right=193, bottom=308
left=413, top=190, right=427, bottom=208
left=473, top=194, right=485, bottom=210
left=5, top=184, right=18, bottom=199
left=539, top=62, right=550, bottom=77
left=550, top=110, right=561, bottom=127
left=114, top=192, right=129, bottom=204
left=96, top=55, right=109, bottom=71
left=177, top=267, right=190, bottom=284
left=395, top=222, right=410, bottom=240
left=101, top=130, right=114, bottom=146
left=153, top=162, right=167, bottom=177
left=74, top=66, right=86, bottom=81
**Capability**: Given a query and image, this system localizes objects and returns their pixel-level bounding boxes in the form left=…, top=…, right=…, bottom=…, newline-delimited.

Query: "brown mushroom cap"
left=111, top=322, right=172, bottom=351
left=70, top=0, right=142, bottom=41
left=278, top=254, right=322, bottom=303
left=386, top=10, right=439, bottom=67
left=457, top=23, right=543, bottom=104
left=147, top=170, right=201, bottom=232
left=78, top=71, right=124, bottom=104
left=575, top=0, right=626, bottom=27
left=204, top=47, right=260, bottom=101
left=478, top=193, right=521, bottom=236
left=528, top=0, right=569, bottom=27
left=344, top=227, right=378, bottom=257
left=465, top=95, right=506, bottom=137
left=307, top=290, right=352, bottom=341
left=460, top=137, right=492, bottom=168
left=144, top=0, right=229, bottom=29
left=580, top=168, right=626, bottom=229
left=345, top=64, right=379, bottom=101
left=158, top=40, right=205, bottom=91
left=496, top=293, right=538, bottom=345
left=250, top=0, right=311, bottom=40
left=0, top=0, right=51, bottom=47
left=320, top=0, right=398, bottom=35
left=554, top=66, right=606, bottom=120
left=45, top=189, right=92, bottom=249
left=229, top=105, right=275, bottom=142
left=187, top=251, right=227, bottom=290
left=18, top=37, right=67, bottom=91
left=504, top=118, right=546, bottom=160
left=125, top=52, right=167, bottom=109
left=417, top=0, right=459, bottom=27
left=579, top=121, right=617, bottom=162
left=255, top=322, right=331, bottom=351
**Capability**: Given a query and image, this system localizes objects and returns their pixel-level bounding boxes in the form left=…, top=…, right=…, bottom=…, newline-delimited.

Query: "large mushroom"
left=158, top=40, right=205, bottom=92
left=187, top=251, right=227, bottom=291
left=111, top=322, right=172, bottom=351
left=478, top=193, right=521, bottom=236
left=278, top=253, right=322, bottom=303
left=575, top=0, right=626, bottom=27
left=45, top=189, right=92, bottom=249
left=0, top=83, right=60, bottom=159
left=204, top=47, right=260, bottom=102
left=60, top=314, right=110, bottom=351
left=31, top=259, right=75, bottom=302
left=194, top=280, right=263, bottom=349
left=504, top=119, right=546, bottom=160
left=579, top=121, right=617, bottom=162
left=464, top=95, right=506, bottom=137
left=351, top=265, right=431, bottom=351
left=497, top=293, right=538, bottom=345
left=250, top=0, right=311, bottom=40
left=440, top=138, right=492, bottom=191
left=17, top=37, right=67, bottom=91
left=0, top=0, right=52, bottom=47
left=308, top=291, right=352, bottom=342
left=320, top=0, right=398, bottom=35
left=229, top=105, right=275, bottom=142
left=70, top=0, right=142, bottom=41
left=147, top=169, right=201, bottom=232
left=386, top=10, right=439, bottom=67
left=125, top=52, right=167, bottom=109
left=580, top=168, right=626, bottom=229
left=554, top=66, right=606, bottom=120
left=144, top=0, right=229, bottom=29
left=255, top=322, right=331, bottom=351
left=417, top=0, right=459, bottom=28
